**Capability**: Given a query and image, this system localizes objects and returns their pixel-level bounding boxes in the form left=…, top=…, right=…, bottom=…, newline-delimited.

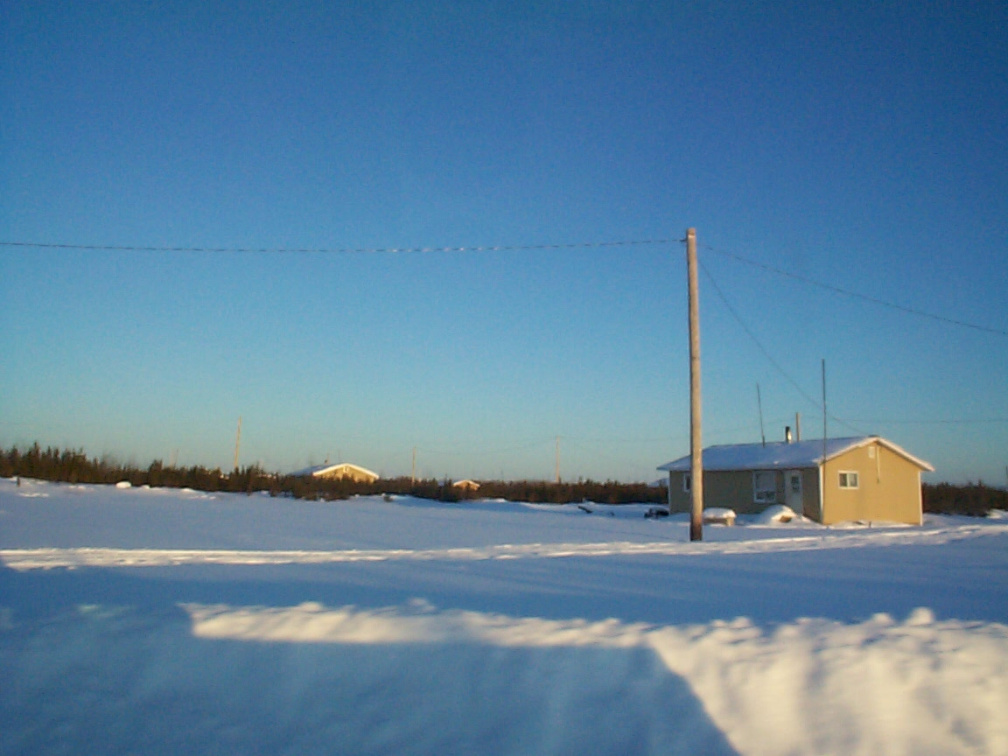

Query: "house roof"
left=658, top=436, right=934, bottom=473
left=291, top=462, right=380, bottom=479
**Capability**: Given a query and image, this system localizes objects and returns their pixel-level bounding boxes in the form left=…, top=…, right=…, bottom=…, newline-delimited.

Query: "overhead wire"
left=842, top=417, right=1008, bottom=425
left=6, top=233, right=1002, bottom=433
left=0, top=238, right=674, bottom=255
left=697, top=258, right=868, bottom=435
left=695, top=240, right=1007, bottom=428
left=8, top=236, right=1002, bottom=336
left=702, top=243, right=1008, bottom=338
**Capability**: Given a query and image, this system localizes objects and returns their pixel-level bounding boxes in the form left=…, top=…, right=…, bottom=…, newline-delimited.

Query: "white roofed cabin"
left=658, top=436, right=933, bottom=525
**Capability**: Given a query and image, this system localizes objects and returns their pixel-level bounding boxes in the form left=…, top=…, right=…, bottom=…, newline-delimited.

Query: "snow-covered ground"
left=2, top=478, right=1006, bottom=755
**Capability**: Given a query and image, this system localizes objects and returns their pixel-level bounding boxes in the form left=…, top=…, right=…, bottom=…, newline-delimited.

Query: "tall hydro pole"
left=233, top=416, right=242, bottom=472
left=555, top=436, right=561, bottom=484
left=686, top=228, right=704, bottom=541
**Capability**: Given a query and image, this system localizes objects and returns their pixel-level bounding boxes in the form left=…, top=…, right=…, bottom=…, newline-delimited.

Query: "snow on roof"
left=291, top=462, right=379, bottom=479
left=658, top=436, right=933, bottom=472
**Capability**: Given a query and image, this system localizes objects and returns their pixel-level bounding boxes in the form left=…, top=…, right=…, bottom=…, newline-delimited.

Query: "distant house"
left=658, top=436, right=933, bottom=526
left=452, top=479, right=481, bottom=492
left=292, top=462, right=380, bottom=484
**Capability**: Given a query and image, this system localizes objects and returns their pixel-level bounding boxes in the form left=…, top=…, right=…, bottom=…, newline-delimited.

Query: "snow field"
left=2, top=477, right=1007, bottom=754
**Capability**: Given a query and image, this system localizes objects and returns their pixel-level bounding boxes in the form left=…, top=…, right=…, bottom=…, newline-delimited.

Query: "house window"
left=838, top=471, right=860, bottom=489
left=753, top=471, right=776, bottom=504
left=682, top=473, right=691, bottom=493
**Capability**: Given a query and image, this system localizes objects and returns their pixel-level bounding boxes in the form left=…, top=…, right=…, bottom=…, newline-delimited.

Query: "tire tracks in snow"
left=3, top=523, right=1005, bottom=570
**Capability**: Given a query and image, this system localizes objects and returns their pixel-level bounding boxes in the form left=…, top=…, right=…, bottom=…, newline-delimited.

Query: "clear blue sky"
left=2, top=1, right=1006, bottom=484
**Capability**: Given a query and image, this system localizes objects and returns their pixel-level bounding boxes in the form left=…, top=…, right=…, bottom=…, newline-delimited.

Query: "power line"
left=699, top=259, right=820, bottom=410
left=843, top=417, right=1008, bottom=425
left=702, top=243, right=1008, bottom=337
left=699, top=256, right=1008, bottom=432
left=412, top=437, right=559, bottom=459
left=698, top=259, right=867, bottom=435
left=0, top=238, right=674, bottom=255
left=8, top=236, right=1004, bottom=336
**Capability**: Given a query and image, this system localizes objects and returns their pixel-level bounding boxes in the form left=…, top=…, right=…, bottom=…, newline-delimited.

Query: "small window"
left=838, top=471, right=859, bottom=489
left=753, top=471, right=777, bottom=503
left=682, top=473, right=691, bottom=493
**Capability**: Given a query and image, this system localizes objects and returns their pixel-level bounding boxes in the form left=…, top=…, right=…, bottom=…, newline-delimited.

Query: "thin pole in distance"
left=686, top=228, right=704, bottom=541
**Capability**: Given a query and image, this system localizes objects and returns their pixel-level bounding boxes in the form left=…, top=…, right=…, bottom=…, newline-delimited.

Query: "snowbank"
left=752, top=504, right=800, bottom=524
left=1, top=479, right=1007, bottom=754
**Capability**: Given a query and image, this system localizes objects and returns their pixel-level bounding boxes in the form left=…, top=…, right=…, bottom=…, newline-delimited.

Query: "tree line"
left=0, top=443, right=269, bottom=493
left=921, top=482, right=1008, bottom=516
left=0, top=443, right=666, bottom=504
left=2, top=443, right=1004, bottom=514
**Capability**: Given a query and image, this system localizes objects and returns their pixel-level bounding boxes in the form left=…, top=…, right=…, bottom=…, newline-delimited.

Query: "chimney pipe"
left=785, top=426, right=793, bottom=444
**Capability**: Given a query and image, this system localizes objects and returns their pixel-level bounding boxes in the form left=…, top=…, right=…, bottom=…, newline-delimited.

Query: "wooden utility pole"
left=555, top=436, right=561, bottom=484
left=757, top=383, right=766, bottom=447
left=233, top=416, right=242, bottom=471
left=412, top=447, right=417, bottom=484
left=686, top=228, right=703, bottom=541
left=822, top=360, right=828, bottom=450
left=821, top=359, right=828, bottom=522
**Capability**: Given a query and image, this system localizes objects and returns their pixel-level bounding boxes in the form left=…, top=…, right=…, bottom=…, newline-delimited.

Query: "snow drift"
left=1, top=478, right=1006, bottom=755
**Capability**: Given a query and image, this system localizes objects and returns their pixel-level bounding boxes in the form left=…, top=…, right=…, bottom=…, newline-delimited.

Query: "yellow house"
left=658, top=436, right=933, bottom=525
left=294, top=462, right=380, bottom=484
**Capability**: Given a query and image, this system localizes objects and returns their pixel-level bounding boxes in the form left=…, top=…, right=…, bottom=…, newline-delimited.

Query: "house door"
left=785, top=470, right=803, bottom=513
